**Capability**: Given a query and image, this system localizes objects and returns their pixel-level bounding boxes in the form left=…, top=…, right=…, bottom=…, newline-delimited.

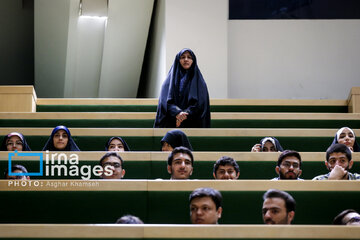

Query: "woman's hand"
left=251, top=144, right=261, bottom=152
left=176, top=112, right=189, bottom=127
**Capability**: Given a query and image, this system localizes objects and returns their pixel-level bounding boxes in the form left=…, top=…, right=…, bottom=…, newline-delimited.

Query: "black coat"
left=154, top=48, right=210, bottom=128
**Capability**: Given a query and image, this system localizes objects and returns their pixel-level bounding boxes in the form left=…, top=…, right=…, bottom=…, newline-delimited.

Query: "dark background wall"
left=0, top=0, right=34, bottom=85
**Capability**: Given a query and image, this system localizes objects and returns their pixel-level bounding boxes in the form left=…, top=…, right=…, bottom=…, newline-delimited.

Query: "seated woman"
left=0, top=132, right=31, bottom=151
left=331, top=127, right=359, bottom=152
left=42, top=126, right=80, bottom=151
left=161, top=129, right=193, bottom=151
left=154, top=48, right=210, bottom=128
left=251, top=137, right=284, bottom=152
left=105, top=137, right=130, bottom=152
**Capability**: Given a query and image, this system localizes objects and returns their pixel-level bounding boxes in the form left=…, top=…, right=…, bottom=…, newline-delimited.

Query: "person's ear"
left=213, top=172, right=217, bottom=179
left=217, top=207, right=223, bottom=219
left=287, top=211, right=295, bottom=224
left=275, top=166, right=280, bottom=175
left=298, top=169, right=302, bottom=177
left=167, top=165, right=172, bottom=174
left=236, top=172, right=240, bottom=179
left=348, top=160, right=354, bottom=170
left=189, top=166, right=193, bottom=176
left=121, top=169, right=126, bottom=178
left=325, top=161, right=330, bottom=170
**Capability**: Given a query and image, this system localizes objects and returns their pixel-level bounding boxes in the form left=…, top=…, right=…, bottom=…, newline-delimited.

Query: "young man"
left=189, top=187, right=223, bottom=224
left=4, top=164, right=30, bottom=180
left=272, top=150, right=303, bottom=180
left=213, top=156, right=240, bottom=180
left=262, top=189, right=296, bottom=225
left=333, top=209, right=360, bottom=225
left=167, top=146, right=193, bottom=180
left=313, top=143, right=360, bottom=180
left=99, top=152, right=125, bottom=179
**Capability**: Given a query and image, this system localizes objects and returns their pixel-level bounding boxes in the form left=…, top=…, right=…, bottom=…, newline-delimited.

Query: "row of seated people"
left=4, top=143, right=360, bottom=180
left=1, top=126, right=359, bottom=153
left=80, top=188, right=360, bottom=226
left=0, top=126, right=360, bottom=152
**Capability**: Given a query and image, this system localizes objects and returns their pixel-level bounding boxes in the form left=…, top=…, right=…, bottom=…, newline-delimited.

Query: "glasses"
left=6, top=141, right=23, bottom=147
left=103, top=162, right=122, bottom=168
left=281, top=162, right=300, bottom=169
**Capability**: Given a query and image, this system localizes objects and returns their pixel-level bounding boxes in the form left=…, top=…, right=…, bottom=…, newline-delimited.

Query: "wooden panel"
left=1, top=224, right=360, bottom=239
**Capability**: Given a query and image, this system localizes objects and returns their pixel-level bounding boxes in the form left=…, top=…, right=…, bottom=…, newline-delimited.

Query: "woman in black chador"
left=154, top=48, right=210, bottom=128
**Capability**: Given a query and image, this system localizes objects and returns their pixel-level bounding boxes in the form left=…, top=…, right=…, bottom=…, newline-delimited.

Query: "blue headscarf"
left=0, top=132, right=32, bottom=151
left=331, top=127, right=359, bottom=152
left=105, top=137, right=130, bottom=151
left=161, top=129, right=193, bottom=151
left=42, top=126, right=80, bottom=151
left=154, top=48, right=211, bottom=128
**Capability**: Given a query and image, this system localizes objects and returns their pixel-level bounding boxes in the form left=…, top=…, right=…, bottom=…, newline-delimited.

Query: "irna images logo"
left=8, top=150, right=114, bottom=180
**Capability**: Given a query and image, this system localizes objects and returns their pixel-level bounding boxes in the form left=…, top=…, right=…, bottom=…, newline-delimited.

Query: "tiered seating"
left=1, top=180, right=359, bottom=224
left=1, top=87, right=360, bottom=239
left=1, top=152, right=359, bottom=179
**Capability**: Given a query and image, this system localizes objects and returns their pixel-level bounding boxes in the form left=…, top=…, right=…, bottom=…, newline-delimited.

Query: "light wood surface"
left=1, top=180, right=359, bottom=191
left=1, top=127, right=359, bottom=137
left=1, top=112, right=359, bottom=120
left=3, top=151, right=358, bottom=162
left=0, top=224, right=360, bottom=239
left=37, top=98, right=348, bottom=106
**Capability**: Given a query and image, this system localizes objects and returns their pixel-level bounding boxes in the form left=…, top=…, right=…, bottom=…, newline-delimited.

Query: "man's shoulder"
left=312, top=173, right=329, bottom=180
left=348, top=172, right=360, bottom=180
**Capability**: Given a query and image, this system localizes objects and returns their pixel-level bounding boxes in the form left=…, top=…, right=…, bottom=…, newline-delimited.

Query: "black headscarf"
left=161, top=129, right=193, bottom=151
left=331, top=127, right=360, bottom=152
left=42, top=126, right=80, bottom=151
left=0, top=132, right=32, bottom=151
left=260, top=137, right=284, bottom=152
left=154, top=48, right=211, bottom=128
left=104, top=137, right=130, bottom=151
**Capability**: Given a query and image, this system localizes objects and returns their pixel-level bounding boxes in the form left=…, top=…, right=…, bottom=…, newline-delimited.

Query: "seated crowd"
left=1, top=126, right=359, bottom=226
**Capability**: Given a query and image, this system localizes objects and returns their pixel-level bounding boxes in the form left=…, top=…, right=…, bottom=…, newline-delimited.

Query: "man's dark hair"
left=99, top=152, right=124, bottom=167
left=189, top=187, right=222, bottom=210
left=115, top=214, right=144, bottom=224
left=263, top=189, right=296, bottom=213
left=326, top=143, right=352, bottom=162
left=4, top=164, right=28, bottom=178
left=167, top=146, right=194, bottom=166
left=277, top=150, right=302, bottom=168
left=333, top=209, right=358, bottom=225
left=213, top=156, right=240, bottom=174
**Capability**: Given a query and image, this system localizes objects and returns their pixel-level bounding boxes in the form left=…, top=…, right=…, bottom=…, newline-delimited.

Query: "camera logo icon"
left=8, top=150, right=43, bottom=177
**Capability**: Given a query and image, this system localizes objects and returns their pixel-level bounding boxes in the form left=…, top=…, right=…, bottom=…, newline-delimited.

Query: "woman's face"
left=6, top=136, right=23, bottom=151
left=179, top=51, right=193, bottom=70
left=338, top=128, right=355, bottom=150
left=108, top=138, right=125, bottom=152
left=262, top=141, right=276, bottom=152
left=53, top=130, right=69, bottom=150
left=162, top=142, right=173, bottom=152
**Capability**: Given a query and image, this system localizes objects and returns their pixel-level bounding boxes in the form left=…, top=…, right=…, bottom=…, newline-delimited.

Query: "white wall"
left=98, top=0, right=154, bottom=97
left=228, top=20, right=360, bottom=99
left=35, top=0, right=153, bottom=98
left=35, top=0, right=70, bottom=97
left=143, top=0, right=166, bottom=98
left=162, top=0, right=228, bottom=98
left=64, top=0, right=106, bottom=98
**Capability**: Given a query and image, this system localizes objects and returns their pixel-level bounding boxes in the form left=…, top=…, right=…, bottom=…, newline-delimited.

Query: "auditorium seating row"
left=2, top=152, right=360, bottom=180
left=1, top=112, right=359, bottom=128
left=1, top=180, right=359, bottom=225
left=2, top=128, right=360, bottom=152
